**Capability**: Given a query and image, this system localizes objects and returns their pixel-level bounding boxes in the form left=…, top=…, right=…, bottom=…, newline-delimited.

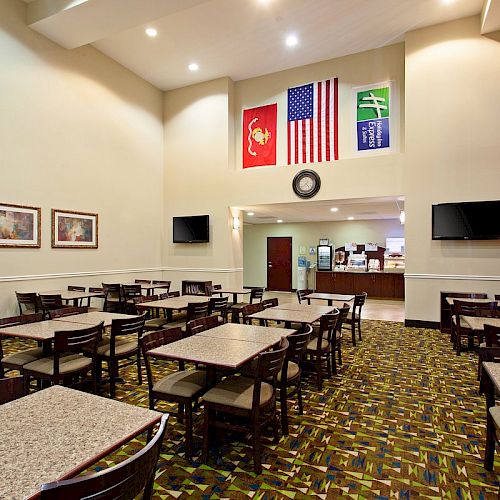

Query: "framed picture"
left=52, top=209, right=98, bottom=249
left=319, top=239, right=330, bottom=245
left=0, top=203, right=41, bottom=248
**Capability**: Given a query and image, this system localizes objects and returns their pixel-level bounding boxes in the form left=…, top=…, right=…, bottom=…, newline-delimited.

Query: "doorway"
left=267, top=237, right=292, bottom=291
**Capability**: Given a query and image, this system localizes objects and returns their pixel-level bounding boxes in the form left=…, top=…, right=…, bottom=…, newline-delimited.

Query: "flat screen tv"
left=432, top=201, right=500, bottom=240
left=173, top=215, right=209, bottom=243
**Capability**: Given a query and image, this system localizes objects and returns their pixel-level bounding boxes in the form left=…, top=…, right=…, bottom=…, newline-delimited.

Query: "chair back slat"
left=111, top=314, right=147, bottom=338
left=168, top=291, right=180, bottom=298
left=186, top=315, right=219, bottom=336
left=122, top=284, right=142, bottom=301
left=39, top=294, right=64, bottom=309
left=67, top=286, right=85, bottom=292
left=0, top=313, right=43, bottom=327
left=296, top=289, right=313, bottom=304
left=135, top=279, right=152, bottom=284
left=241, top=302, right=264, bottom=325
left=455, top=300, right=498, bottom=317
left=54, top=322, right=103, bottom=353
left=40, top=414, right=168, bottom=499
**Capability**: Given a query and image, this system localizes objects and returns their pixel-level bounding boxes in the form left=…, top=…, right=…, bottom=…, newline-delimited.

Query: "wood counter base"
left=315, top=271, right=404, bottom=299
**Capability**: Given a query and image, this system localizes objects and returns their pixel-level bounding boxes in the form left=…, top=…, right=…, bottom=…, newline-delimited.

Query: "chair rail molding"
left=405, top=273, right=500, bottom=282
left=0, top=267, right=244, bottom=283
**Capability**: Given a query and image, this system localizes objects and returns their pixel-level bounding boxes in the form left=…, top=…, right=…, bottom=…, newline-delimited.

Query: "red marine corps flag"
left=242, top=103, right=277, bottom=169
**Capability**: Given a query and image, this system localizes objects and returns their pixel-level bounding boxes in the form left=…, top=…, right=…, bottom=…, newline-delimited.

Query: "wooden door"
left=267, top=237, right=292, bottom=292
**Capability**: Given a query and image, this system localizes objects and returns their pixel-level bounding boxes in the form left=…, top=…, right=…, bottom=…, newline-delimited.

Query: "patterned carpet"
left=4, top=320, right=500, bottom=499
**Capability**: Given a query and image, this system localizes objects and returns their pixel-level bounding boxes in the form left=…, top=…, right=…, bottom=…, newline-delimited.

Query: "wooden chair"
left=23, top=322, right=103, bottom=394
left=231, top=287, right=264, bottom=323
left=277, top=326, right=311, bottom=435
left=212, top=284, right=223, bottom=297
left=123, top=284, right=142, bottom=313
left=167, top=301, right=209, bottom=331
left=39, top=294, right=67, bottom=319
left=296, top=289, right=313, bottom=305
left=141, top=330, right=206, bottom=460
left=15, top=292, right=40, bottom=315
left=48, top=306, right=88, bottom=319
left=202, top=337, right=289, bottom=474
left=496, top=295, right=500, bottom=301
left=306, top=312, right=339, bottom=390
left=262, top=298, right=278, bottom=309
left=479, top=322, right=500, bottom=384
left=135, top=295, right=170, bottom=331
left=208, top=296, right=229, bottom=324
left=87, top=287, right=105, bottom=310
left=332, top=304, right=350, bottom=375
left=186, top=315, right=219, bottom=337
left=0, top=313, right=45, bottom=377
left=454, top=300, right=498, bottom=355
left=96, top=314, right=147, bottom=398
left=449, top=293, right=489, bottom=344
left=168, top=291, right=181, bottom=298
left=40, top=413, right=168, bottom=499
left=102, top=283, right=125, bottom=313
left=342, top=292, right=367, bottom=346
left=0, top=376, right=25, bottom=404
left=241, top=302, right=264, bottom=326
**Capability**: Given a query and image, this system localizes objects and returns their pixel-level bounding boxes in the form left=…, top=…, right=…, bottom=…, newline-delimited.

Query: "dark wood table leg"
left=327, top=300, right=333, bottom=306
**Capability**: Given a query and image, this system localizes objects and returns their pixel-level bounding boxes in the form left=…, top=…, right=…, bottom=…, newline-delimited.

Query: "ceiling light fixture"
left=285, top=34, right=298, bottom=47
left=395, top=199, right=405, bottom=225
left=347, top=216, right=354, bottom=221
left=247, top=212, right=254, bottom=216
left=232, top=216, right=240, bottom=230
left=277, top=219, right=283, bottom=223
left=330, top=207, right=339, bottom=212
left=188, top=63, right=199, bottom=71
left=145, top=27, right=157, bottom=38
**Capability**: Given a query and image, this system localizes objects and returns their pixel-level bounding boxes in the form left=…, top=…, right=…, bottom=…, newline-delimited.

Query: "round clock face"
left=292, top=170, right=321, bottom=199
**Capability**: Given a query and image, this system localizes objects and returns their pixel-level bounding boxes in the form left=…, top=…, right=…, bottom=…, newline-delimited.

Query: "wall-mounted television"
left=173, top=215, right=209, bottom=243
left=432, top=201, right=500, bottom=240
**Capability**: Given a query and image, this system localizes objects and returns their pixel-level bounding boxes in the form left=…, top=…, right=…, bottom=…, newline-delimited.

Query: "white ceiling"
left=237, top=196, right=405, bottom=224
left=25, top=0, right=485, bottom=91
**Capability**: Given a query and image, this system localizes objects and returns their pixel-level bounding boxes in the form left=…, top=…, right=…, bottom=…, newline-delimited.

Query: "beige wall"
left=404, top=16, right=500, bottom=322
left=244, top=219, right=404, bottom=289
left=162, top=44, right=405, bottom=291
left=0, top=0, right=164, bottom=316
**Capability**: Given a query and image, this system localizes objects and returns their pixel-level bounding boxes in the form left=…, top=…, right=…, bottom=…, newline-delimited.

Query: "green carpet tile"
left=3, top=320, right=500, bottom=499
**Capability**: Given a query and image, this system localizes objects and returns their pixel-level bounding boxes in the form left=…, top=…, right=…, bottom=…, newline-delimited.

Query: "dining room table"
left=462, top=316, right=500, bottom=331
left=0, top=385, right=163, bottom=499
left=135, top=295, right=209, bottom=322
left=216, top=288, right=251, bottom=304
left=52, top=311, right=138, bottom=327
left=273, top=302, right=339, bottom=314
left=39, top=289, right=105, bottom=306
left=481, top=362, right=500, bottom=470
left=147, top=322, right=295, bottom=386
left=304, top=292, right=355, bottom=306
left=248, top=307, right=326, bottom=329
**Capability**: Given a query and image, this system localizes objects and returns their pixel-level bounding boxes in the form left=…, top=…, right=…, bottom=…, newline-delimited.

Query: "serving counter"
left=315, top=271, right=404, bottom=299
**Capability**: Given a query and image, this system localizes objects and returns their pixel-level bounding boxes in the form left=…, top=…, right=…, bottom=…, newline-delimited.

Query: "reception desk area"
left=315, top=271, right=405, bottom=299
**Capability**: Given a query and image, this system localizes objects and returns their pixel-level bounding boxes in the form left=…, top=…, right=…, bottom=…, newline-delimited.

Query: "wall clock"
left=292, top=169, right=321, bottom=199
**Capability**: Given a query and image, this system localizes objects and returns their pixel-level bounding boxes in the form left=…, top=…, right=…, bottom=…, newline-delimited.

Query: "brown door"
left=267, top=237, right=292, bottom=291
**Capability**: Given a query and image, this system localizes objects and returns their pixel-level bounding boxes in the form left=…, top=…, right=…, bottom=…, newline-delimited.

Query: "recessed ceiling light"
left=347, top=216, right=354, bottom=221
left=145, top=27, right=157, bottom=38
left=441, top=0, right=455, bottom=4
left=258, top=0, right=271, bottom=4
left=330, top=207, right=339, bottom=212
left=188, top=63, right=199, bottom=71
left=247, top=212, right=254, bottom=216
left=285, top=34, right=298, bottom=47
left=277, top=219, right=283, bottom=223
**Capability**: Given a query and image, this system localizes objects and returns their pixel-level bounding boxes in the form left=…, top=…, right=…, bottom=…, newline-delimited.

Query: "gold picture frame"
left=0, top=203, right=41, bottom=248
left=52, top=209, right=98, bottom=249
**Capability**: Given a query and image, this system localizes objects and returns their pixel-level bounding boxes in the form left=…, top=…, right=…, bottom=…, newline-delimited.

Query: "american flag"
left=287, top=78, right=338, bottom=165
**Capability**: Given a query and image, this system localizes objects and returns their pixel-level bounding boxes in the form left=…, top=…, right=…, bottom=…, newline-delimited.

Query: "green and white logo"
left=357, top=87, right=390, bottom=121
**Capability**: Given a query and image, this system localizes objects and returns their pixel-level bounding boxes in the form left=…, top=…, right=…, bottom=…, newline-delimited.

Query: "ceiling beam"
left=26, top=0, right=213, bottom=49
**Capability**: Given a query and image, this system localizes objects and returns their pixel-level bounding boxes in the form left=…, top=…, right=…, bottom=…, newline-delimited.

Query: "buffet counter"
left=315, top=270, right=405, bottom=299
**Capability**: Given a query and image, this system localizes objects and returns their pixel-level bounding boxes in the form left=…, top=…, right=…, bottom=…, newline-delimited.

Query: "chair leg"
left=280, top=390, right=289, bottom=436
left=23, top=372, right=31, bottom=395
left=252, top=420, right=262, bottom=475
left=357, top=319, right=362, bottom=341
left=338, top=345, right=342, bottom=366
left=137, top=350, right=142, bottom=385
left=316, top=358, right=322, bottom=390
left=202, top=407, right=211, bottom=464
left=485, top=412, right=496, bottom=470
left=110, top=361, right=116, bottom=398
left=331, top=346, right=337, bottom=375
left=351, top=324, right=356, bottom=347
left=185, top=403, right=193, bottom=460
left=456, top=335, right=461, bottom=356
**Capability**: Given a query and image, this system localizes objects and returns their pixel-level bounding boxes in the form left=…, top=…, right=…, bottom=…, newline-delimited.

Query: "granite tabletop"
left=0, top=386, right=162, bottom=499
left=306, top=293, right=355, bottom=302
left=217, top=289, right=251, bottom=295
left=462, top=316, right=500, bottom=331
left=196, top=322, right=295, bottom=345
left=52, top=311, right=138, bottom=328
left=248, top=308, right=323, bottom=324
left=148, top=335, right=270, bottom=369
left=483, top=362, right=500, bottom=394
left=274, top=303, right=339, bottom=313
left=138, top=296, right=209, bottom=310
left=39, top=290, right=104, bottom=300
left=0, top=319, right=91, bottom=341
